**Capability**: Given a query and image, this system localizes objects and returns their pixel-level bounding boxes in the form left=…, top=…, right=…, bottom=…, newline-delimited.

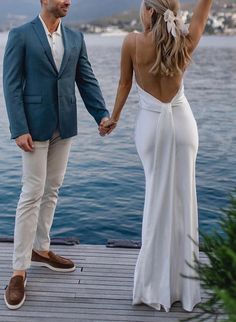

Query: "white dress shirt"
left=39, top=15, right=64, bottom=71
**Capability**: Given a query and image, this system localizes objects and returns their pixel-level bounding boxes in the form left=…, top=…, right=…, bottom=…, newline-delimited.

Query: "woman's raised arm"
left=187, top=0, right=213, bottom=53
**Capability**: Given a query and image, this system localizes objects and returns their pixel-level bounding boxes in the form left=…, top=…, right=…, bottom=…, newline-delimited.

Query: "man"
left=3, top=0, right=109, bottom=310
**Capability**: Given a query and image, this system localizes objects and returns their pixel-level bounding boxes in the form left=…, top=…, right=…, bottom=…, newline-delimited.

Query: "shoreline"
left=0, top=30, right=236, bottom=37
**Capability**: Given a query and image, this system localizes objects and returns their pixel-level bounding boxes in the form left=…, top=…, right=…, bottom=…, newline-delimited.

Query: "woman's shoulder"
left=124, top=31, right=142, bottom=41
left=123, top=31, right=142, bottom=50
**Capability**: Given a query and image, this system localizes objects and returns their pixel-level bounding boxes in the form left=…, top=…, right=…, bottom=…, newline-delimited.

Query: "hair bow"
left=177, top=17, right=190, bottom=36
left=164, top=9, right=189, bottom=37
left=164, top=9, right=177, bottom=37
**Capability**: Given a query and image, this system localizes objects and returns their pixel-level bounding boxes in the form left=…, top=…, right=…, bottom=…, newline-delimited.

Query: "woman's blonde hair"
left=142, top=0, right=191, bottom=77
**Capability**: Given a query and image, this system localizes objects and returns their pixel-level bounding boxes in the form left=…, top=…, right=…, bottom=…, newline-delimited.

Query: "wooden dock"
left=0, top=243, right=213, bottom=322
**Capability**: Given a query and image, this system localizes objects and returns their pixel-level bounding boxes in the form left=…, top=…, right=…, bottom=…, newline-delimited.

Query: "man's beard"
left=51, top=7, right=69, bottom=18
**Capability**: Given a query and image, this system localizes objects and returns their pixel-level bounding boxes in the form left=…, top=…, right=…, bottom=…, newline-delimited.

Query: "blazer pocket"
left=24, top=96, right=42, bottom=104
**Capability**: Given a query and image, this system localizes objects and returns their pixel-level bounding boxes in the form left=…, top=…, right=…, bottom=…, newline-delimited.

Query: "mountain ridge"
left=1, top=0, right=234, bottom=29
left=0, top=0, right=194, bottom=28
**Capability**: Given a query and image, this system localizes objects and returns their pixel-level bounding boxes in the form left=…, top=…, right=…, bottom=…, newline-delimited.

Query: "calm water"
left=0, top=34, right=235, bottom=244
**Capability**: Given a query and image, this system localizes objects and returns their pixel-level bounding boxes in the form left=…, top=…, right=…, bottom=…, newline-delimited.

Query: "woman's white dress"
left=133, top=82, right=201, bottom=312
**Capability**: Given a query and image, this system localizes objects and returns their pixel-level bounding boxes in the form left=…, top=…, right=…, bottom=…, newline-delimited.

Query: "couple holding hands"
left=3, top=0, right=212, bottom=313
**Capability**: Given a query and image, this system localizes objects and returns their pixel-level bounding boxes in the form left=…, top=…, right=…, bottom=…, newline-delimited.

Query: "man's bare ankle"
left=12, top=270, right=26, bottom=278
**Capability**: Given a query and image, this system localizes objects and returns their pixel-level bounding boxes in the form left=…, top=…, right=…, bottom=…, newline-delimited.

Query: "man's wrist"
left=100, top=116, right=109, bottom=123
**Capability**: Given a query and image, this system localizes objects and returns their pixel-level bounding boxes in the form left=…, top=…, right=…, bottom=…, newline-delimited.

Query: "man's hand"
left=99, top=118, right=117, bottom=136
left=99, top=117, right=110, bottom=136
left=15, top=134, right=34, bottom=152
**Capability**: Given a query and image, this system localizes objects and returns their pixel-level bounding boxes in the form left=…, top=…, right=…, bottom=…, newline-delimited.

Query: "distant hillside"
left=0, top=0, right=194, bottom=29
left=69, top=0, right=196, bottom=23
left=1, top=0, right=234, bottom=30
left=69, top=0, right=141, bottom=22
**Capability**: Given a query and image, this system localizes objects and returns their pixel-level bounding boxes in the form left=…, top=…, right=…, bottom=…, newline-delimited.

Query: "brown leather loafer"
left=4, top=274, right=27, bottom=310
left=31, top=250, right=76, bottom=272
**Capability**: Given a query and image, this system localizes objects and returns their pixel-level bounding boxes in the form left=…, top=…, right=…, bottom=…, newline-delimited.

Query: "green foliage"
left=182, top=192, right=236, bottom=322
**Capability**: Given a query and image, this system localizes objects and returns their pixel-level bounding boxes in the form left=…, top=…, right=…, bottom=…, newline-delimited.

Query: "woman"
left=101, top=0, right=213, bottom=312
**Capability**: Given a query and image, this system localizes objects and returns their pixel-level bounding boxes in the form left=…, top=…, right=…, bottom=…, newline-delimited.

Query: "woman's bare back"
left=131, top=32, right=184, bottom=103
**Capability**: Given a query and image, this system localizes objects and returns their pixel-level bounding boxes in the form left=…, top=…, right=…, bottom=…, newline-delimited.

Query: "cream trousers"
left=13, top=131, right=72, bottom=270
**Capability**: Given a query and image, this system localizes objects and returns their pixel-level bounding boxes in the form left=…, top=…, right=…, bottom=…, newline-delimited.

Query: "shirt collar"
left=39, top=14, right=62, bottom=37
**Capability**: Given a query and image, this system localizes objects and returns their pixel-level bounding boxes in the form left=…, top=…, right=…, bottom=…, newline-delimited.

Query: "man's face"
left=43, top=0, right=71, bottom=18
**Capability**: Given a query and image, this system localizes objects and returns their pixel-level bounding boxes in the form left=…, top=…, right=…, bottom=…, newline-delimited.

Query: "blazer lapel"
left=58, top=24, right=71, bottom=77
left=31, top=17, right=58, bottom=74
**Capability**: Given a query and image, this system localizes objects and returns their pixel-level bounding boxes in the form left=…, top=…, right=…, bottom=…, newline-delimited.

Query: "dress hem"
left=132, top=297, right=201, bottom=313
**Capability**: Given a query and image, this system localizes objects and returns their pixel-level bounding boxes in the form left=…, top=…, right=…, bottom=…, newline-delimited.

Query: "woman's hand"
left=100, top=118, right=118, bottom=136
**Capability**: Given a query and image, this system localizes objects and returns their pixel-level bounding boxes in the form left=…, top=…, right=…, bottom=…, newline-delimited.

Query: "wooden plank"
left=0, top=300, right=200, bottom=311
left=0, top=244, right=207, bottom=257
left=0, top=304, right=198, bottom=317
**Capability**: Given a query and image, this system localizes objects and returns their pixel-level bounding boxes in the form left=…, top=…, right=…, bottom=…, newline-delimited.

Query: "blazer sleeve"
left=75, top=33, right=110, bottom=124
left=3, top=29, right=29, bottom=139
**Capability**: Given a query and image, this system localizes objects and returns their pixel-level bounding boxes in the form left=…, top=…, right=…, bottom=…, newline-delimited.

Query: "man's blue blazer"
left=3, top=16, right=109, bottom=140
